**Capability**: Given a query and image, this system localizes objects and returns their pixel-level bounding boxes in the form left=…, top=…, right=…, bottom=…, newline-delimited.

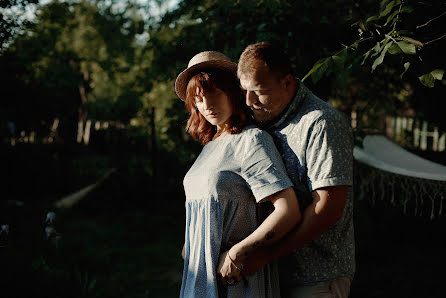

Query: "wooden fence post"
left=420, top=121, right=428, bottom=151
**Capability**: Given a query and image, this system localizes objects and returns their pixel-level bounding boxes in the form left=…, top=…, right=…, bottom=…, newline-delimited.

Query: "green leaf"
left=400, top=62, right=410, bottom=78
left=311, top=58, right=331, bottom=84
left=399, top=36, right=423, bottom=47
left=388, top=42, right=402, bottom=54
left=380, top=0, right=393, bottom=8
left=384, top=10, right=399, bottom=26
left=418, top=70, right=444, bottom=87
left=361, top=49, right=372, bottom=65
left=358, top=20, right=367, bottom=31
left=370, top=42, right=382, bottom=58
left=302, top=58, right=327, bottom=82
left=419, top=73, right=435, bottom=87
left=332, top=55, right=345, bottom=70
left=372, top=41, right=392, bottom=71
left=366, top=15, right=379, bottom=23
left=396, top=41, right=416, bottom=54
left=380, top=0, right=400, bottom=17
left=388, top=41, right=416, bottom=55
left=400, top=6, right=415, bottom=14
left=431, top=69, right=444, bottom=80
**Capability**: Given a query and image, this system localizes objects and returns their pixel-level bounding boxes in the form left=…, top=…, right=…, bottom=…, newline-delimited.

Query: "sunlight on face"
left=238, top=61, right=288, bottom=124
left=194, top=87, right=233, bottom=130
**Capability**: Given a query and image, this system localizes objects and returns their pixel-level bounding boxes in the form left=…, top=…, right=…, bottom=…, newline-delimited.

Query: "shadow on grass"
left=2, top=168, right=446, bottom=298
left=1, top=180, right=186, bottom=298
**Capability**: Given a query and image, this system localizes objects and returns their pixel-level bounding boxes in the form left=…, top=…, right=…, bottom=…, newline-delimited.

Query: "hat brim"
left=175, top=60, right=237, bottom=101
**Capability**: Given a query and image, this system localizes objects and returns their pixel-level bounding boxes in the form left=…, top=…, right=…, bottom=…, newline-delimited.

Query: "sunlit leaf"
left=370, top=42, right=382, bottom=58
left=418, top=73, right=435, bottom=87
left=361, top=49, right=371, bottom=65
left=396, top=41, right=416, bottom=54
left=366, top=15, right=378, bottom=23
left=388, top=42, right=402, bottom=54
left=358, top=20, right=367, bottom=31
left=388, top=41, right=416, bottom=55
left=372, top=41, right=392, bottom=71
left=418, top=70, right=444, bottom=87
left=312, top=58, right=330, bottom=83
left=332, top=55, right=345, bottom=70
left=400, top=62, right=410, bottom=78
left=302, top=58, right=327, bottom=82
left=431, top=69, right=444, bottom=80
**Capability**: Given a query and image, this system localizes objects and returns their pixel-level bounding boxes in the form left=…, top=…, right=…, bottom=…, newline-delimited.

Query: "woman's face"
left=194, top=86, right=233, bottom=130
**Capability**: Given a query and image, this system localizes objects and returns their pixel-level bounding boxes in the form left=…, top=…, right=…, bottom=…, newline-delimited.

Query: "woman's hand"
left=217, top=250, right=243, bottom=286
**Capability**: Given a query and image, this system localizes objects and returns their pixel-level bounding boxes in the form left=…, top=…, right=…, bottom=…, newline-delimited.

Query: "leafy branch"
left=303, top=0, right=445, bottom=88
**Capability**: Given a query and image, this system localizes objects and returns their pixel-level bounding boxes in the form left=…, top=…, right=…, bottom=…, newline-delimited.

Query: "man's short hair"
left=238, top=42, right=294, bottom=79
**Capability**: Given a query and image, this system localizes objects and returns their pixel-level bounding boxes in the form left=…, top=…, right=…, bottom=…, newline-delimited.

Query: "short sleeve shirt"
left=264, top=81, right=355, bottom=286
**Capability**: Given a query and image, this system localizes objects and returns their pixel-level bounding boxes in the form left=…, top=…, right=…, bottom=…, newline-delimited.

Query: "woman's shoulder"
left=238, top=125, right=274, bottom=144
left=241, top=124, right=269, bottom=136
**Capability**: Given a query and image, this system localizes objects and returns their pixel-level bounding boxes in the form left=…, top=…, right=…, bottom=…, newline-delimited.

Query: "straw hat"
left=174, top=51, right=237, bottom=101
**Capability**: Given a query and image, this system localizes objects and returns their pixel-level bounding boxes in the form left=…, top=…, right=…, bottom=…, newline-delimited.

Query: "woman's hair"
left=185, top=69, right=249, bottom=145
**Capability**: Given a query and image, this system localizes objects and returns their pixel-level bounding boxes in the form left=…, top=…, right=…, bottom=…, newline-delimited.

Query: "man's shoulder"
left=298, top=94, right=350, bottom=129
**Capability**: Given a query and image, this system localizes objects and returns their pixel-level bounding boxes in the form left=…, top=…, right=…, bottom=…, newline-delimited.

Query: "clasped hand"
left=217, top=250, right=243, bottom=286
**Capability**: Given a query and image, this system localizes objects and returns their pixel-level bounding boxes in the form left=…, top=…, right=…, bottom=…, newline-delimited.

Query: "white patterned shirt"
left=264, top=80, right=355, bottom=286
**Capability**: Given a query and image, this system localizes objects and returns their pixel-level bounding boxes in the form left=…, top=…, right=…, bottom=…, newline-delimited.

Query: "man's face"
left=238, top=61, right=288, bottom=124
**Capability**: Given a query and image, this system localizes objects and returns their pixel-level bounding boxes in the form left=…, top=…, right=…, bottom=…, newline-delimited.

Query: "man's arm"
left=218, top=187, right=301, bottom=284
left=243, top=185, right=348, bottom=274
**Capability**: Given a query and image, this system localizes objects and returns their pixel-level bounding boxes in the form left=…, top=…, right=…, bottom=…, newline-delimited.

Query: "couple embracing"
left=175, top=42, right=355, bottom=298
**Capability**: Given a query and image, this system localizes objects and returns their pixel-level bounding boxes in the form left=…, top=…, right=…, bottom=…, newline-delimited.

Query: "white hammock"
left=354, top=135, right=446, bottom=218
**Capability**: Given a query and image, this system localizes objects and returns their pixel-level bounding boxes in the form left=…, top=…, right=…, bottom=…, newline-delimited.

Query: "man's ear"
left=282, top=74, right=294, bottom=88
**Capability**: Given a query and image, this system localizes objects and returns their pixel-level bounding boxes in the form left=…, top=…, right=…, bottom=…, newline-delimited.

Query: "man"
left=237, top=42, right=355, bottom=298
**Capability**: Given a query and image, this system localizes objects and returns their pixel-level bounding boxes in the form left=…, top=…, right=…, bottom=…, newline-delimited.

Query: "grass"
left=1, top=161, right=445, bottom=298
left=1, top=195, right=186, bottom=298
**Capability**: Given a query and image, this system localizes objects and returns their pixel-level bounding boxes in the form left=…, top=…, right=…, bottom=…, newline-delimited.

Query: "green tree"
left=302, top=0, right=446, bottom=131
left=2, top=0, right=147, bottom=141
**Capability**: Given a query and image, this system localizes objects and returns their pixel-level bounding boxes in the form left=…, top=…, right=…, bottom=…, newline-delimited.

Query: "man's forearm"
left=271, top=189, right=346, bottom=259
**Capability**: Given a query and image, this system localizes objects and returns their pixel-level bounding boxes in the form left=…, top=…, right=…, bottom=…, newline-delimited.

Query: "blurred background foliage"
left=1, top=0, right=445, bottom=214
left=1, top=1, right=445, bottom=171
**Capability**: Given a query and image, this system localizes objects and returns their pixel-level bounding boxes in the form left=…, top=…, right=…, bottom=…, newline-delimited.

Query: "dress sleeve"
left=306, top=115, right=354, bottom=191
left=241, top=130, right=293, bottom=203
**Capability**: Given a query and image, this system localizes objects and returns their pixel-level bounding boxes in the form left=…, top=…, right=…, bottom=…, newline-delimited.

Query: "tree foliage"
left=304, top=0, right=446, bottom=88
left=2, top=0, right=445, bottom=153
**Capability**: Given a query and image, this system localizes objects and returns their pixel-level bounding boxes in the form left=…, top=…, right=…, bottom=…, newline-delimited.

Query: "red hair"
left=184, top=69, right=249, bottom=145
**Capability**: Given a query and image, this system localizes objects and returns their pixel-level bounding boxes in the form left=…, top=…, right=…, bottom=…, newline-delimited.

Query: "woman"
left=175, top=51, right=301, bottom=298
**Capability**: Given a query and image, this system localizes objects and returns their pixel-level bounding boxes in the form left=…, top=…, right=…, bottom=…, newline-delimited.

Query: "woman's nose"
left=202, top=96, right=213, bottom=110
